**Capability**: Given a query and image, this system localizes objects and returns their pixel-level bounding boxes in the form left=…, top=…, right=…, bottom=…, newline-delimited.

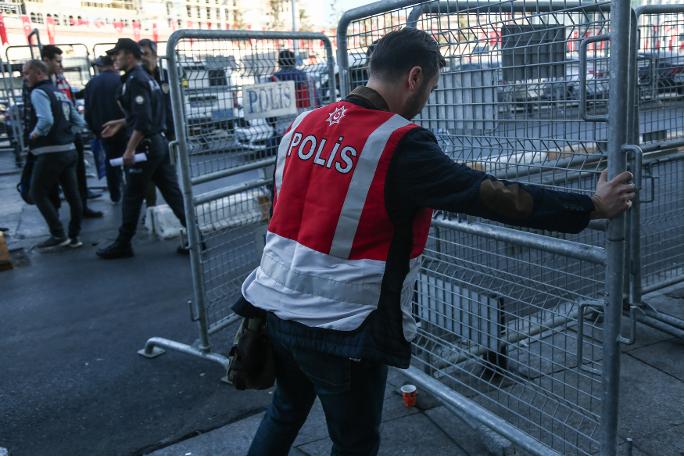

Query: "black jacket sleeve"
left=386, top=128, right=595, bottom=234
left=83, top=80, right=93, bottom=132
left=128, top=77, right=153, bottom=136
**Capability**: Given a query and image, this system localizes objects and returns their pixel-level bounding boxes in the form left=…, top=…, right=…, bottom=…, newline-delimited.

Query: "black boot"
left=83, top=207, right=104, bottom=219
left=96, top=239, right=134, bottom=259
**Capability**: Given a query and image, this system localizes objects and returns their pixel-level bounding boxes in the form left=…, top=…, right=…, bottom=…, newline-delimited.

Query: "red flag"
left=152, top=22, right=158, bottom=42
left=0, top=14, right=8, bottom=45
left=132, top=20, right=141, bottom=41
left=21, top=15, right=32, bottom=40
left=46, top=15, right=56, bottom=44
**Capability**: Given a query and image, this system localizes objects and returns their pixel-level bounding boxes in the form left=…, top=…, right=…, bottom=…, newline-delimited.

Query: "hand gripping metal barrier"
left=337, top=1, right=635, bottom=454
left=137, top=29, right=336, bottom=381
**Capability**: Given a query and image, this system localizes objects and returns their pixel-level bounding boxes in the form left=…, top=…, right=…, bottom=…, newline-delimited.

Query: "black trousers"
left=118, top=134, right=186, bottom=243
left=30, top=150, right=82, bottom=239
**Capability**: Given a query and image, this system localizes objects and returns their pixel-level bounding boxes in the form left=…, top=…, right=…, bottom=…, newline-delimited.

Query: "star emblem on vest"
left=327, top=106, right=347, bottom=126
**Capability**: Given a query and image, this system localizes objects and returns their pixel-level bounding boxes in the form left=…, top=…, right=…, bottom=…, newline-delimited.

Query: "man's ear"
left=407, top=66, right=423, bottom=91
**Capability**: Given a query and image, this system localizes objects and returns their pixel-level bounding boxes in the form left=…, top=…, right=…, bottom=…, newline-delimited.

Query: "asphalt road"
left=0, top=152, right=273, bottom=455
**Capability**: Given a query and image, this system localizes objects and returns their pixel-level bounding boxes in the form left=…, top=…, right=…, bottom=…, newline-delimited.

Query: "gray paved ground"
left=1, top=144, right=683, bottom=456
left=145, top=289, right=684, bottom=456
left=0, top=147, right=274, bottom=456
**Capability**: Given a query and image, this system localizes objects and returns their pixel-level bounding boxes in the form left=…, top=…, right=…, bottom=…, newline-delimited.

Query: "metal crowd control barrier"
left=5, top=43, right=93, bottom=90
left=626, top=5, right=684, bottom=338
left=0, top=57, right=25, bottom=165
left=138, top=29, right=336, bottom=379
left=92, top=41, right=169, bottom=59
left=338, top=1, right=633, bottom=455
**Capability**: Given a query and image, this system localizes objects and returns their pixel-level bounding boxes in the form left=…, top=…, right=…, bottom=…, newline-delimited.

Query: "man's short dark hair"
left=369, top=28, right=446, bottom=81
left=40, top=45, right=62, bottom=61
left=138, top=39, right=157, bottom=55
left=278, top=50, right=296, bottom=68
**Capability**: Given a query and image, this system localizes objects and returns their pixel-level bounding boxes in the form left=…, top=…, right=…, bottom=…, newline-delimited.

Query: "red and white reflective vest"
left=242, top=101, right=433, bottom=335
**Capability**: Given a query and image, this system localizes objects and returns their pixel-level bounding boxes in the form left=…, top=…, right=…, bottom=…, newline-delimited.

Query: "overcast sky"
left=324, top=0, right=375, bottom=25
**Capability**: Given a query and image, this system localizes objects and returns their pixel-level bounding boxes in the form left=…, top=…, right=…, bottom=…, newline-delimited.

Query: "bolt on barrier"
left=137, top=29, right=336, bottom=379
left=337, top=1, right=634, bottom=455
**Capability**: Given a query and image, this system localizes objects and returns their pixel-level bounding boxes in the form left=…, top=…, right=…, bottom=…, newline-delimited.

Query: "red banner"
left=152, top=22, right=158, bottom=42
left=132, top=20, right=141, bottom=41
left=0, top=14, right=8, bottom=45
left=21, top=15, right=32, bottom=40
left=133, top=21, right=140, bottom=41
left=46, top=16, right=56, bottom=44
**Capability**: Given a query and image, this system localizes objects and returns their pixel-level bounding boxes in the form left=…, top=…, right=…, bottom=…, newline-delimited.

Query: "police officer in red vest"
left=239, top=28, right=634, bottom=455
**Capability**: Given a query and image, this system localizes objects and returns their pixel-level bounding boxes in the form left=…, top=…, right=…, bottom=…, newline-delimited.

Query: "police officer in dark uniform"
left=96, top=38, right=187, bottom=259
left=138, top=38, right=174, bottom=208
left=138, top=39, right=174, bottom=140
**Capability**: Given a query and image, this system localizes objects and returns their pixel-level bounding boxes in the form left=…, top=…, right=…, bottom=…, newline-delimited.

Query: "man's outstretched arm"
left=388, top=128, right=635, bottom=233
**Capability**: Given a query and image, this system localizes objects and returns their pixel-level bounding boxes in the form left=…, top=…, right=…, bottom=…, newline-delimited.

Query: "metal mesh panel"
left=640, top=154, right=684, bottom=289
left=172, top=34, right=333, bottom=180
left=413, top=219, right=605, bottom=455
left=170, top=31, right=335, bottom=335
left=5, top=44, right=93, bottom=90
left=197, top=184, right=270, bottom=332
left=339, top=2, right=614, bottom=454
left=636, top=11, right=684, bottom=147
left=343, top=0, right=611, bottom=196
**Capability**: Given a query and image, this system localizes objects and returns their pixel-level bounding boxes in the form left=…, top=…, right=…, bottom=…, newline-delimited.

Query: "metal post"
left=165, top=34, right=212, bottom=353
left=601, top=0, right=631, bottom=454
left=291, top=0, right=298, bottom=58
left=140, top=30, right=337, bottom=374
left=0, top=59, right=25, bottom=162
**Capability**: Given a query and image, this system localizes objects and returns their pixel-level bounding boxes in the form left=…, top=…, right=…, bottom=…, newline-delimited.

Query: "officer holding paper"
left=96, top=38, right=187, bottom=259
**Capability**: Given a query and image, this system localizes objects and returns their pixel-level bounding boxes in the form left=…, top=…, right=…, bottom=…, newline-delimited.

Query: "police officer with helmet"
left=96, top=38, right=187, bottom=259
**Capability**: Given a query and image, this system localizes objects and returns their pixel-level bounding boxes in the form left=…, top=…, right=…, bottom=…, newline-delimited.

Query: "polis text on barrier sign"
left=243, top=80, right=298, bottom=120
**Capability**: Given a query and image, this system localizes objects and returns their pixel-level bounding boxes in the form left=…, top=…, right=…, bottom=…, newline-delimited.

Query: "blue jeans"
left=248, top=338, right=388, bottom=456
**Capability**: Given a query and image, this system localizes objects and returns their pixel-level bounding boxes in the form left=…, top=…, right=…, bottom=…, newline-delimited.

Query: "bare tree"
left=268, top=0, right=287, bottom=29
left=298, top=8, right=314, bottom=32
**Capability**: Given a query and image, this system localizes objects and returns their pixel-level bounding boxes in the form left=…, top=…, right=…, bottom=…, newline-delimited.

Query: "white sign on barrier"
left=243, top=80, right=297, bottom=120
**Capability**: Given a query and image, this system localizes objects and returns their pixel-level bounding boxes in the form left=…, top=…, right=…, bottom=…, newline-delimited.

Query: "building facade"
left=0, top=0, right=330, bottom=53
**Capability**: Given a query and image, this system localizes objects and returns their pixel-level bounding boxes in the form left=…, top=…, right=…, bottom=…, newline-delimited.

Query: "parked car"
left=178, top=56, right=277, bottom=154
left=638, top=52, right=684, bottom=96
left=540, top=59, right=610, bottom=102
